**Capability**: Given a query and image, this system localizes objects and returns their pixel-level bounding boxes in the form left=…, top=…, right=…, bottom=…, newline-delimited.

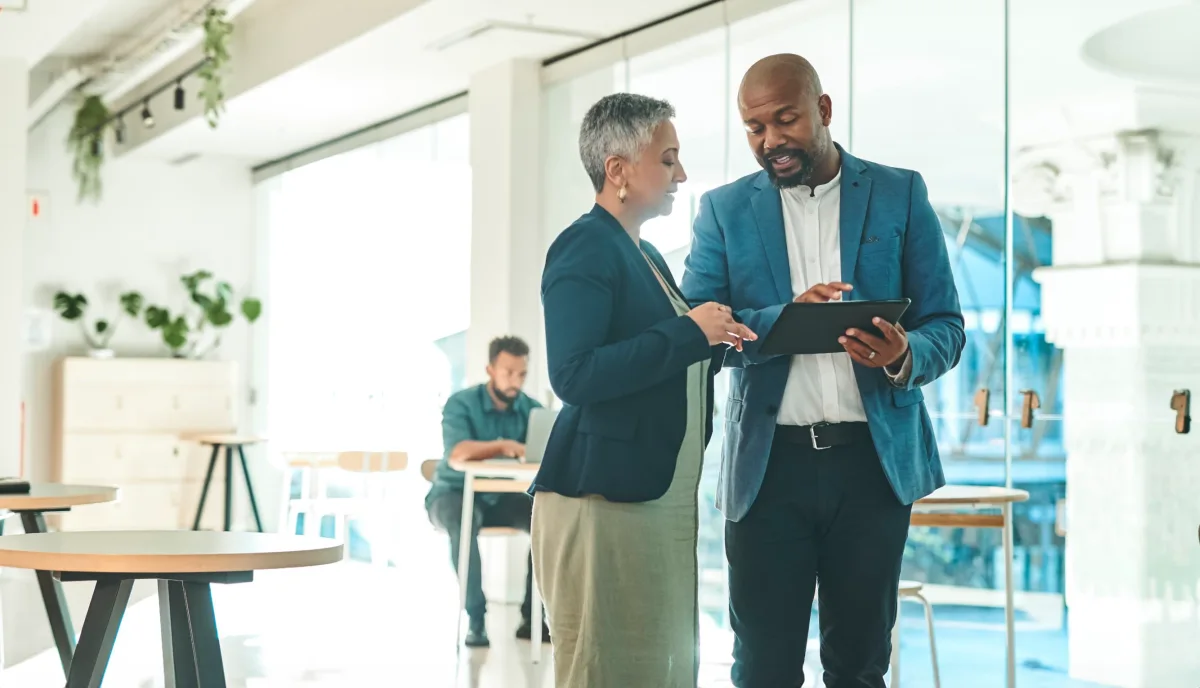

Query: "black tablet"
left=758, top=299, right=911, bottom=356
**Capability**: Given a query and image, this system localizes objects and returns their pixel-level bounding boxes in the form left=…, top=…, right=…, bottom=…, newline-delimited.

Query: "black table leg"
left=159, top=580, right=199, bottom=688
left=67, top=578, right=132, bottom=688
left=193, top=444, right=222, bottom=530
left=223, top=446, right=234, bottom=532
left=18, top=511, right=76, bottom=675
left=182, top=581, right=227, bottom=687
left=237, top=445, right=264, bottom=532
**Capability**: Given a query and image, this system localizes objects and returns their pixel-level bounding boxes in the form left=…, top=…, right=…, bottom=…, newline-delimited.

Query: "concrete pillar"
left=1030, top=89, right=1200, bottom=687
left=0, top=58, right=28, bottom=479
left=465, top=59, right=544, bottom=607
left=466, top=59, right=544, bottom=394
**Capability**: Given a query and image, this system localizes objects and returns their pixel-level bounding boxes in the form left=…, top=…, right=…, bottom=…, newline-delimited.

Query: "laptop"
left=522, top=407, right=558, bottom=464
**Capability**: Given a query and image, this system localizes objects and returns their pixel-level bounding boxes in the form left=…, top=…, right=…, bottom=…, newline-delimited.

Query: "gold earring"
left=618, top=186, right=627, bottom=203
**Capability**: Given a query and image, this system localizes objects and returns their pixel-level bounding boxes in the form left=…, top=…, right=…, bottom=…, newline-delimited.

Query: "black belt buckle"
left=810, top=422, right=832, bottom=451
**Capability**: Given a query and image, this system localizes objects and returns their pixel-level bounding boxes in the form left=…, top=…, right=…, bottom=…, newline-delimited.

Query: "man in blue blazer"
left=682, top=54, right=965, bottom=687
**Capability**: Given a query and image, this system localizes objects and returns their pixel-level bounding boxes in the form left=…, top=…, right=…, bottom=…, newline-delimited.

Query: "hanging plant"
left=198, top=7, right=233, bottom=129
left=66, top=95, right=110, bottom=202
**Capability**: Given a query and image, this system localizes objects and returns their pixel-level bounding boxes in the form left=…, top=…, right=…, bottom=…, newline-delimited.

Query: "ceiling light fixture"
left=114, top=117, right=126, bottom=144
left=174, top=80, right=185, bottom=110
left=141, top=100, right=155, bottom=128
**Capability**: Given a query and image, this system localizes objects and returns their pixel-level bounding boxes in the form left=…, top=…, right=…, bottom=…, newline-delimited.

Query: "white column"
left=0, top=58, right=27, bottom=479
left=466, top=59, right=544, bottom=394
left=1029, top=90, right=1200, bottom=687
left=466, top=59, right=544, bottom=606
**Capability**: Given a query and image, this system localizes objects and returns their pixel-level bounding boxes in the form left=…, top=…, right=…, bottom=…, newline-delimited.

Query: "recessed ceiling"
left=127, top=0, right=708, bottom=165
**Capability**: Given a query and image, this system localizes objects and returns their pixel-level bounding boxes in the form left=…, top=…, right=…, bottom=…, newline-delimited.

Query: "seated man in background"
left=425, top=335, right=547, bottom=648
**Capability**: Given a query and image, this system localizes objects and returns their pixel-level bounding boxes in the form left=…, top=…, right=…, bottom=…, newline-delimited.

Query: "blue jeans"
left=426, top=491, right=534, bottom=623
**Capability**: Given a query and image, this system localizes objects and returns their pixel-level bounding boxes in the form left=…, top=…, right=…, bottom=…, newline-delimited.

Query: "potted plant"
left=67, top=95, right=110, bottom=202
left=52, top=290, right=145, bottom=358
left=144, top=270, right=261, bottom=358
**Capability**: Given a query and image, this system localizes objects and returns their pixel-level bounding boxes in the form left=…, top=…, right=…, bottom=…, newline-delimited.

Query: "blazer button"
left=765, top=405, right=778, bottom=415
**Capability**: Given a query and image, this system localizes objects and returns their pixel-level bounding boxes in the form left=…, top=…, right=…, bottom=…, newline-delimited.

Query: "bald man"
left=682, top=54, right=964, bottom=687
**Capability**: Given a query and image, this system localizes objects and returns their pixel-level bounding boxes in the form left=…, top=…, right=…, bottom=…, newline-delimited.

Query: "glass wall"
left=260, top=114, right=471, bottom=560
left=537, top=1, right=1109, bottom=685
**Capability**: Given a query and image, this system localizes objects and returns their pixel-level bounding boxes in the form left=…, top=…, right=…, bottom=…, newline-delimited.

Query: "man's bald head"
left=737, top=53, right=837, bottom=189
left=738, top=54, right=823, bottom=107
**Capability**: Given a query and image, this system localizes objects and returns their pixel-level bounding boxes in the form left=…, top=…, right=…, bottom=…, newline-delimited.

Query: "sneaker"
left=465, top=618, right=490, bottom=648
left=515, top=617, right=551, bottom=642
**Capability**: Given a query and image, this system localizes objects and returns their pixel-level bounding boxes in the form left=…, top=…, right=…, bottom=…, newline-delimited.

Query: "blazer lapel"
left=839, top=148, right=871, bottom=290
left=751, top=174, right=792, bottom=302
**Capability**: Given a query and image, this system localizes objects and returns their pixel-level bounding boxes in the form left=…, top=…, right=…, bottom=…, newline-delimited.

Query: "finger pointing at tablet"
left=795, top=282, right=853, bottom=303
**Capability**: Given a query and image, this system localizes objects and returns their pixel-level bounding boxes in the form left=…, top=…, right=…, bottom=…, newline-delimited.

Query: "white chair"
left=890, top=580, right=941, bottom=688
left=284, top=450, right=408, bottom=564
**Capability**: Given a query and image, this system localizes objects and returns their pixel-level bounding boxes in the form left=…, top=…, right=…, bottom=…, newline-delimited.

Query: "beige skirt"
left=531, top=356, right=708, bottom=688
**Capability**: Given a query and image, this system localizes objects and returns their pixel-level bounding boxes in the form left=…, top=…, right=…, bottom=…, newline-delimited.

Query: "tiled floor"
left=1, top=553, right=1113, bottom=687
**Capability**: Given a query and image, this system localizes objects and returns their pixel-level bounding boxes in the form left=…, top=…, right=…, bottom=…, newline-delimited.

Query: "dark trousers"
left=727, top=431, right=913, bottom=688
left=427, top=491, right=535, bottom=623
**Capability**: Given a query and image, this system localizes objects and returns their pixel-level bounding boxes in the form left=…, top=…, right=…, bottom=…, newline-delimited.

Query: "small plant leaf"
left=119, top=291, right=144, bottom=317
left=241, top=298, right=262, bottom=323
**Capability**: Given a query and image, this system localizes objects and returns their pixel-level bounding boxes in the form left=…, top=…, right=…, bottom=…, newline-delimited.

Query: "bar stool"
left=189, top=435, right=266, bottom=532
left=890, top=580, right=941, bottom=688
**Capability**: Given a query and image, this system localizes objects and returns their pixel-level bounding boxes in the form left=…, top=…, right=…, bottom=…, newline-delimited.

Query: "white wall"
left=0, top=58, right=28, bottom=481
left=22, top=103, right=260, bottom=482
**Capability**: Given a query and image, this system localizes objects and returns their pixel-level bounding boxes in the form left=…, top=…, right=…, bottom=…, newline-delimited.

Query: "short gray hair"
left=579, top=93, right=676, bottom=193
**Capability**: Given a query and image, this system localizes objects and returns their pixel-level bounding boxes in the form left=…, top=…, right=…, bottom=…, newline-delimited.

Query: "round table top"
left=0, top=483, right=119, bottom=511
left=917, top=485, right=1030, bottom=505
left=448, top=458, right=540, bottom=478
left=187, top=434, right=266, bottom=446
left=0, top=531, right=343, bottom=574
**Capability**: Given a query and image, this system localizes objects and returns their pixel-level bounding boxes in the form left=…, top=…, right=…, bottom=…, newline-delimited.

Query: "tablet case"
left=759, top=299, right=911, bottom=356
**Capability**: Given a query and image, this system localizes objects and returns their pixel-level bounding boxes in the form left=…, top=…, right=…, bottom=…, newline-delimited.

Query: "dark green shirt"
left=425, top=384, right=541, bottom=508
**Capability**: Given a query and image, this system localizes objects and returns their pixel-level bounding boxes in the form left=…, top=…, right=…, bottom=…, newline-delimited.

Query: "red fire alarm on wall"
left=28, top=191, right=47, bottom=223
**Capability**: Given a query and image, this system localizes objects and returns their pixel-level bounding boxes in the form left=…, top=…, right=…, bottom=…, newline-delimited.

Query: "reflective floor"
left=1, top=552, right=1114, bottom=687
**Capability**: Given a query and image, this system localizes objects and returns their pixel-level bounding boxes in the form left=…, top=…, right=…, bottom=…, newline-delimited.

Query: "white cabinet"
left=52, top=357, right=238, bottom=531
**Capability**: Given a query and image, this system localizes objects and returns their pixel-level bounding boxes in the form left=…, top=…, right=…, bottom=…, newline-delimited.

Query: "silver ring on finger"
left=868, top=350, right=877, bottom=360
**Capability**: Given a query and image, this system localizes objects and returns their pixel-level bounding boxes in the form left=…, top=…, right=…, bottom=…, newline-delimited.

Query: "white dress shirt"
left=776, top=171, right=909, bottom=427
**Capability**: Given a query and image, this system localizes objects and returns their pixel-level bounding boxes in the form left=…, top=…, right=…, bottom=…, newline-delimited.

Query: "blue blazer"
left=681, top=146, right=965, bottom=521
left=532, top=205, right=723, bottom=503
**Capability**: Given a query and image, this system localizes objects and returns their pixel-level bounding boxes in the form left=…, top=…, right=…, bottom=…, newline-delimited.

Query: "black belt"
left=775, top=422, right=871, bottom=450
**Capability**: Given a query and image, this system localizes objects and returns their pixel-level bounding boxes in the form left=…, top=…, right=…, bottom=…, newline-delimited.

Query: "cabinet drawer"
left=62, top=386, right=235, bottom=432
left=61, top=434, right=211, bottom=482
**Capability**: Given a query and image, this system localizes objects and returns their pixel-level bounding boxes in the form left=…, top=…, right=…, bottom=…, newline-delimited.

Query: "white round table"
left=0, top=483, right=119, bottom=676
left=0, top=530, right=342, bottom=688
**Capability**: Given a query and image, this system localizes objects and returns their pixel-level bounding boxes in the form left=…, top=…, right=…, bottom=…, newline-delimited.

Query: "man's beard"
left=492, top=385, right=519, bottom=406
left=762, top=145, right=818, bottom=189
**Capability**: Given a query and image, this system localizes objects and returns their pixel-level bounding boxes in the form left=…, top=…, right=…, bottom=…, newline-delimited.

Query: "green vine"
left=67, top=96, right=110, bottom=202
left=198, top=7, right=233, bottom=129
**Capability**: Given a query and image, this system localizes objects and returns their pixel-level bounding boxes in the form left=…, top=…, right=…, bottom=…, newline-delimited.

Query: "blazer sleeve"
left=898, top=172, right=966, bottom=389
left=681, top=192, right=786, bottom=367
left=543, top=228, right=712, bottom=407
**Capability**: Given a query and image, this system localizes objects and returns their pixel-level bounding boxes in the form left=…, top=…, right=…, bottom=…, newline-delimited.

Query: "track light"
left=141, top=100, right=155, bottom=128
left=174, top=80, right=185, bottom=110
left=115, top=117, right=126, bottom=144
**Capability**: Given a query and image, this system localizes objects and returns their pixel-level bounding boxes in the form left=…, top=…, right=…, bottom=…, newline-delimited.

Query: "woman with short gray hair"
left=530, top=93, right=755, bottom=686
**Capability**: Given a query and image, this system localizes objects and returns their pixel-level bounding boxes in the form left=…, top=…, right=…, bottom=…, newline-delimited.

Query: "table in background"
left=0, top=483, right=119, bottom=676
left=188, top=435, right=266, bottom=532
left=907, top=485, right=1030, bottom=688
left=447, top=458, right=542, bottom=662
left=0, top=530, right=342, bottom=688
